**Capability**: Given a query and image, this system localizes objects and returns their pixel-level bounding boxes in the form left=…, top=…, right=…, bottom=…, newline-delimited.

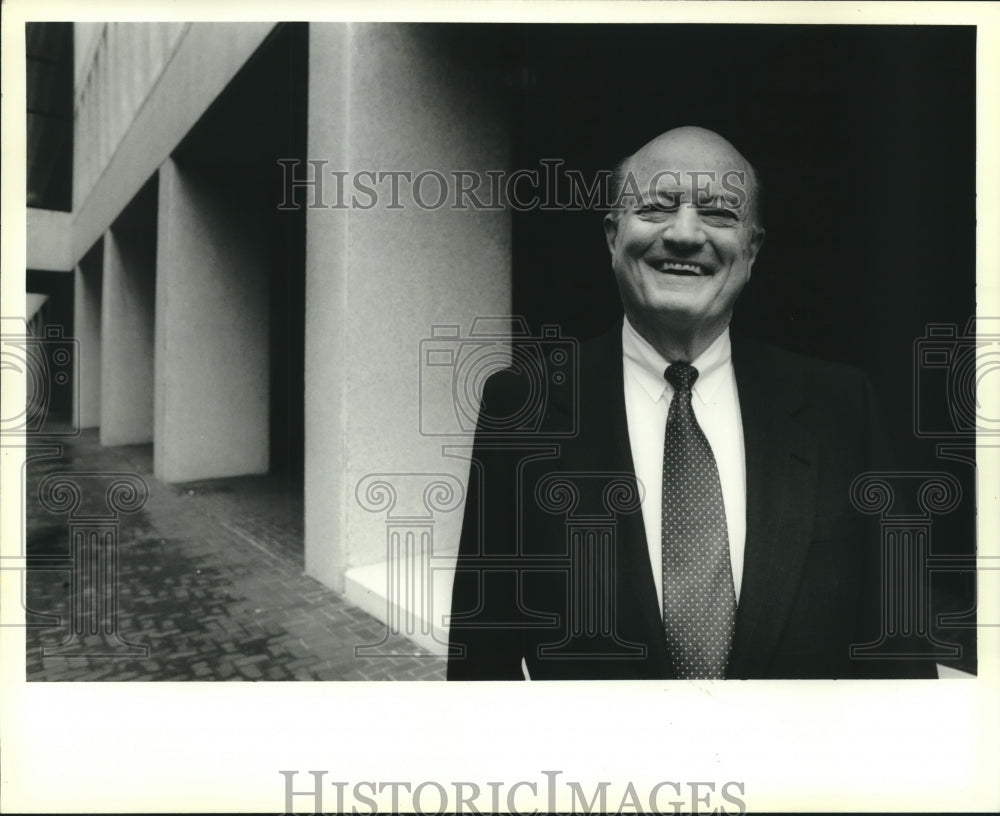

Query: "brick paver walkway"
left=22, top=428, right=446, bottom=681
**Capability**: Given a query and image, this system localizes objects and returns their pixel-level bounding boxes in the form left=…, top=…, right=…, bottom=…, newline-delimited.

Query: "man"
left=447, top=126, right=934, bottom=680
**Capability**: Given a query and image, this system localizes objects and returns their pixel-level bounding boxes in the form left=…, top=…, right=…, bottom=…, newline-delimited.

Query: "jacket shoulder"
left=732, top=333, right=872, bottom=394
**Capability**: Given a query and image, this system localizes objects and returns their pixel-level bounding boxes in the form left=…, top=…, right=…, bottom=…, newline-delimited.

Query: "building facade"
left=30, top=22, right=515, bottom=649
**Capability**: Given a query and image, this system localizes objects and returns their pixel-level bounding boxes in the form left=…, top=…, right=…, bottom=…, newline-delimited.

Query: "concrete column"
left=99, top=222, right=156, bottom=446
left=154, top=158, right=269, bottom=482
left=73, top=249, right=102, bottom=430
left=304, top=24, right=512, bottom=592
left=26, top=209, right=72, bottom=272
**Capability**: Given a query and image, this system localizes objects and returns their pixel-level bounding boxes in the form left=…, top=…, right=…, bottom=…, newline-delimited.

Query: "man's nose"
left=662, top=205, right=706, bottom=249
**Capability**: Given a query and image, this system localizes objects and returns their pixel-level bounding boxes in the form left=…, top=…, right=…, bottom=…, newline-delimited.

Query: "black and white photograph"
left=2, top=1, right=997, bottom=813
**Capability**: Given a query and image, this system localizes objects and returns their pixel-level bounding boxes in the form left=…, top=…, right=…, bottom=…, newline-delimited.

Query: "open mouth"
left=657, top=261, right=710, bottom=276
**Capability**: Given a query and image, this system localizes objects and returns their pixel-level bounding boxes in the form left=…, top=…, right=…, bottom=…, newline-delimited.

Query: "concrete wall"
left=72, top=23, right=275, bottom=261
left=69, top=21, right=284, bottom=475
left=304, top=24, right=512, bottom=591
left=73, top=23, right=104, bottom=89
left=99, top=223, right=156, bottom=446
left=73, top=23, right=188, bottom=214
left=154, top=158, right=270, bottom=482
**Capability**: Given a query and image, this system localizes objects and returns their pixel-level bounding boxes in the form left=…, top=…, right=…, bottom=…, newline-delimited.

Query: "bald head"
left=610, top=126, right=762, bottom=230
left=630, top=126, right=750, bottom=171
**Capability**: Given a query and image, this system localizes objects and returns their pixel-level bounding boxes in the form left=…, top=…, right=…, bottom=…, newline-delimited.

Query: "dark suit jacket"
left=447, top=322, right=935, bottom=679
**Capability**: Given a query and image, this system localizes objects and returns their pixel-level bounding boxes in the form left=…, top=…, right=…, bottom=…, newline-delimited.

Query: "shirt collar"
left=622, top=316, right=732, bottom=406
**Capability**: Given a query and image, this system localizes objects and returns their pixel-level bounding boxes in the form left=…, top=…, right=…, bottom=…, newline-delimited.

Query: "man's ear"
left=746, top=226, right=766, bottom=269
left=603, top=212, right=620, bottom=255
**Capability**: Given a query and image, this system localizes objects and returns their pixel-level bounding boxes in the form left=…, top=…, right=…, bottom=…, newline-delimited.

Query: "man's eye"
left=635, top=203, right=676, bottom=218
left=698, top=208, right=738, bottom=226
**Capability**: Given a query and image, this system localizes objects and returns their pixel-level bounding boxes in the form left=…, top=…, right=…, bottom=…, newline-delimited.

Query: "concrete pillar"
left=154, top=158, right=269, bottom=482
left=73, top=247, right=102, bottom=430
left=99, top=220, right=156, bottom=446
left=26, top=209, right=72, bottom=272
left=304, top=24, right=512, bottom=592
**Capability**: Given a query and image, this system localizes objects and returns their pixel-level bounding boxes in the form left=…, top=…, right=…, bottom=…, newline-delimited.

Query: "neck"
left=626, top=311, right=729, bottom=363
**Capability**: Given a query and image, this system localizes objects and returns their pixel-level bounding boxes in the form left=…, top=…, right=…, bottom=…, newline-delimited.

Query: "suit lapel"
left=564, top=325, right=673, bottom=674
left=728, top=336, right=819, bottom=678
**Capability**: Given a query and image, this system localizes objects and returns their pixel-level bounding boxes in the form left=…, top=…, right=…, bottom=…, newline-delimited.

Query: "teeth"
left=660, top=262, right=704, bottom=275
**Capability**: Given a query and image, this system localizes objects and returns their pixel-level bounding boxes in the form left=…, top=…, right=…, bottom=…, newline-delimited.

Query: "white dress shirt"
left=621, top=317, right=747, bottom=607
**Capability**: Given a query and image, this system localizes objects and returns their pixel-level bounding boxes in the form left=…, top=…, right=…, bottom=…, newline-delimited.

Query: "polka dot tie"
left=661, top=363, right=737, bottom=679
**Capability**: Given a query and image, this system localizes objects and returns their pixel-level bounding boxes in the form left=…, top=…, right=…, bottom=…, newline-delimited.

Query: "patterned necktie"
left=661, top=362, right=737, bottom=679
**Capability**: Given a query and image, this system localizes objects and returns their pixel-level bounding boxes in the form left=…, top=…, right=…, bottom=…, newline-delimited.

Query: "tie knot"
left=665, top=362, right=699, bottom=392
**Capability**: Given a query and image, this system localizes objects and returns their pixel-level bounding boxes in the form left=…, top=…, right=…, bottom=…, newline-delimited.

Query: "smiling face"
left=604, top=128, right=764, bottom=350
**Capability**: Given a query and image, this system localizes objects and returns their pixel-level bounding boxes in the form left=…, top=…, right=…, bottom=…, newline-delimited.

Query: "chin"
left=644, top=299, right=712, bottom=324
